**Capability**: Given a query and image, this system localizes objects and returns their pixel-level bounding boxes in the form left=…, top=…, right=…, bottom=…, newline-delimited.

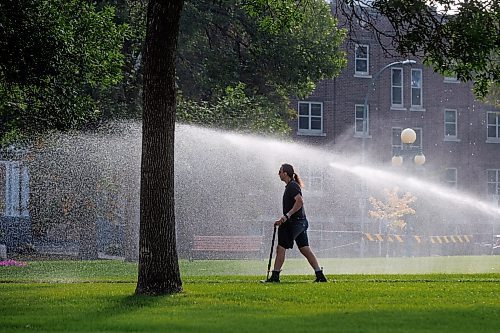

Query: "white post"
left=6, top=162, right=21, bottom=217
left=0, top=244, right=6, bottom=260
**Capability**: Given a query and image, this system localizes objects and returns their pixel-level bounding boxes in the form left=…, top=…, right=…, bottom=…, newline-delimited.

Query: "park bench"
left=189, top=235, right=264, bottom=260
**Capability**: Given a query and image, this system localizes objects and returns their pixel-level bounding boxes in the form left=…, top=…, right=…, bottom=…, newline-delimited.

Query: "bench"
left=189, top=235, right=264, bottom=260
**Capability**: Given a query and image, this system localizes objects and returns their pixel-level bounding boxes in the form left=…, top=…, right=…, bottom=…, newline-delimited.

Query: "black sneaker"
left=314, top=270, right=327, bottom=282
left=265, top=270, right=280, bottom=283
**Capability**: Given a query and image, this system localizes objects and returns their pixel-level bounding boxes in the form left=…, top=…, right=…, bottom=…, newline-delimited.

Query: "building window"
left=412, top=128, right=423, bottom=150
left=487, top=169, right=500, bottom=196
left=444, top=109, right=458, bottom=140
left=445, top=168, right=457, bottom=188
left=391, top=68, right=403, bottom=108
left=392, top=127, right=422, bottom=156
left=391, top=128, right=402, bottom=156
left=301, top=164, right=325, bottom=195
left=487, top=111, right=500, bottom=142
left=411, top=69, right=423, bottom=108
left=355, top=44, right=369, bottom=75
left=444, top=76, right=459, bottom=83
left=298, top=101, right=323, bottom=135
left=355, top=104, right=369, bottom=136
left=0, top=161, right=30, bottom=218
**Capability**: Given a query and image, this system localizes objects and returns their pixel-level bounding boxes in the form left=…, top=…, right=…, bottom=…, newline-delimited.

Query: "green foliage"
left=0, top=0, right=127, bottom=142
left=241, top=0, right=308, bottom=33
left=177, top=0, right=346, bottom=117
left=338, top=0, right=499, bottom=98
left=0, top=0, right=346, bottom=139
left=408, top=0, right=498, bottom=97
left=0, top=127, right=23, bottom=147
left=477, top=82, right=500, bottom=108
left=177, top=83, right=291, bottom=135
left=97, top=0, right=147, bottom=120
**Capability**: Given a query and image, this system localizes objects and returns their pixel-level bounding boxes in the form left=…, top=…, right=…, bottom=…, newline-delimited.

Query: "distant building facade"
left=287, top=3, right=499, bottom=255
left=291, top=4, right=499, bottom=200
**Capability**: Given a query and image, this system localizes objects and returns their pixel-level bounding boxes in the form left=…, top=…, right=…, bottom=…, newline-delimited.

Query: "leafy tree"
left=177, top=83, right=291, bottom=135
left=334, top=0, right=499, bottom=98
left=137, top=0, right=345, bottom=296
left=176, top=0, right=346, bottom=124
left=479, top=78, right=500, bottom=108
left=93, top=0, right=147, bottom=120
left=69, top=0, right=347, bottom=136
left=135, top=0, right=184, bottom=296
left=369, top=187, right=417, bottom=257
left=0, top=0, right=127, bottom=144
left=369, top=187, right=416, bottom=231
left=179, top=0, right=346, bottom=100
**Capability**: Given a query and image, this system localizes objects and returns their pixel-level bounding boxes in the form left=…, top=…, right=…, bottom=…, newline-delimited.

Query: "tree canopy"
left=178, top=0, right=346, bottom=103
left=335, top=0, right=499, bottom=98
left=0, top=0, right=127, bottom=145
left=174, top=0, right=346, bottom=131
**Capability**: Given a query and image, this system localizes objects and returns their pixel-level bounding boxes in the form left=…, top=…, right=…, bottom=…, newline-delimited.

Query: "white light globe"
left=414, top=154, right=426, bottom=165
left=401, top=128, right=417, bottom=144
left=391, top=155, right=403, bottom=167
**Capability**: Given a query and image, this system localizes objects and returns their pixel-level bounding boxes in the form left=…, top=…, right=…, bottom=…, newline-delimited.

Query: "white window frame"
left=445, top=168, right=457, bottom=188
left=354, top=104, right=370, bottom=137
left=391, top=68, right=404, bottom=109
left=412, top=127, right=423, bottom=150
left=391, top=127, right=403, bottom=156
left=354, top=44, right=370, bottom=76
left=444, top=109, right=458, bottom=141
left=301, top=164, right=325, bottom=196
left=0, top=161, right=29, bottom=218
left=487, top=169, right=500, bottom=196
left=443, top=76, right=459, bottom=83
left=297, top=101, right=324, bottom=136
left=410, top=69, right=423, bottom=110
left=486, top=111, right=500, bottom=143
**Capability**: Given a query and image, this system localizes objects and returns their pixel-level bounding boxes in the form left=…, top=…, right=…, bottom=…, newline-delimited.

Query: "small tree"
left=369, top=187, right=416, bottom=231
left=369, top=187, right=416, bottom=257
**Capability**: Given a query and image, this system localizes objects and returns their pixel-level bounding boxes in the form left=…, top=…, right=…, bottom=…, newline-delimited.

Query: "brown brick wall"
left=290, top=7, right=500, bottom=200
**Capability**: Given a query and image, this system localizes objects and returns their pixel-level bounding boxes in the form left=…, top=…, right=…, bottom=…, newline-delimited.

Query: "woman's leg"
left=273, top=245, right=286, bottom=271
left=298, top=246, right=320, bottom=271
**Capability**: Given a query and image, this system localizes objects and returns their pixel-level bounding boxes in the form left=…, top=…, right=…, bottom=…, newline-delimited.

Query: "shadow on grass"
left=40, top=298, right=500, bottom=333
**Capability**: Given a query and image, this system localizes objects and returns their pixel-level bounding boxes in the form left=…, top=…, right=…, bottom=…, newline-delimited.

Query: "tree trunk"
left=135, top=0, right=184, bottom=296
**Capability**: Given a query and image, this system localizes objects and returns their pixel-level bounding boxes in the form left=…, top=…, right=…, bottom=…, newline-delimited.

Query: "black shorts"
left=278, top=218, right=309, bottom=249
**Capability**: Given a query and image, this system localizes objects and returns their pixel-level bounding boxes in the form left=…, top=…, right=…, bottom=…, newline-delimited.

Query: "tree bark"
left=135, top=0, right=184, bottom=296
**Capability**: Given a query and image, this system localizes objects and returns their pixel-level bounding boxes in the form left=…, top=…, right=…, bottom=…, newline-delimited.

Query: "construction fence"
left=307, top=230, right=495, bottom=258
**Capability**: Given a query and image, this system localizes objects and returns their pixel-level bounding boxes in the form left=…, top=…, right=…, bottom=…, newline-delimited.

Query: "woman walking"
left=266, top=163, right=327, bottom=283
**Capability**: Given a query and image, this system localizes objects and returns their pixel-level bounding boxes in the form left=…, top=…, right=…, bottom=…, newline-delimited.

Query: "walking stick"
left=265, top=225, right=277, bottom=281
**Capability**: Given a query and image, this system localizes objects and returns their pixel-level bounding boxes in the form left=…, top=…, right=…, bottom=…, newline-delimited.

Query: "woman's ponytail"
left=294, top=173, right=304, bottom=188
left=281, top=163, right=304, bottom=188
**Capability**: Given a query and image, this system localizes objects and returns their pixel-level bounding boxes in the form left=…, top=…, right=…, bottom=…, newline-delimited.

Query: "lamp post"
left=391, top=128, right=426, bottom=169
left=361, top=60, right=416, bottom=163
left=391, top=127, right=426, bottom=257
left=359, top=59, right=416, bottom=258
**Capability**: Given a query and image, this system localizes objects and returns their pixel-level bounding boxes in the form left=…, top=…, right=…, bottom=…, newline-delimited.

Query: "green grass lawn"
left=1, top=257, right=499, bottom=333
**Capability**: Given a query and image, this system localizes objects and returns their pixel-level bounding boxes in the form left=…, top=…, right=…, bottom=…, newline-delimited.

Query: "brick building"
left=291, top=4, right=499, bottom=202
left=287, top=3, right=499, bottom=256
